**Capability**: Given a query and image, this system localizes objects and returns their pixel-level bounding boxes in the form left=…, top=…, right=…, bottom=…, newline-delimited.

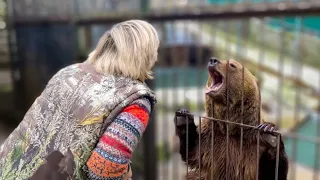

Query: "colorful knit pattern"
left=86, top=98, right=151, bottom=179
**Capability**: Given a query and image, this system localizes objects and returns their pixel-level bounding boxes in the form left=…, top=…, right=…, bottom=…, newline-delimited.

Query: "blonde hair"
left=87, top=20, right=160, bottom=81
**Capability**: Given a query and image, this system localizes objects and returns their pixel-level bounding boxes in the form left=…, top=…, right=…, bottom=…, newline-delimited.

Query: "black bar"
left=143, top=79, right=158, bottom=180
left=256, top=131, right=260, bottom=180
left=275, top=135, right=281, bottom=180
left=12, top=1, right=320, bottom=26
left=199, top=116, right=202, bottom=179
left=186, top=115, right=189, bottom=180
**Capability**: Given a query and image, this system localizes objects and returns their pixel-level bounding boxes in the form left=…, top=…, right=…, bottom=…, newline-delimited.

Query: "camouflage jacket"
left=0, top=62, right=156, bottom=180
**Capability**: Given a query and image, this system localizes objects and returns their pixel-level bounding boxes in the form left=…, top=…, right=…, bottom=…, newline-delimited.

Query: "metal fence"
left=2, top=0, right=320, bottom=180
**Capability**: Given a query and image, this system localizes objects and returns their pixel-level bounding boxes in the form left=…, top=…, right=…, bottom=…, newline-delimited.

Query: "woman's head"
left=87, top=20, right=159, bottom=82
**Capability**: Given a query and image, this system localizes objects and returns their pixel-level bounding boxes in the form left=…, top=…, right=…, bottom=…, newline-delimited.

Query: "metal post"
left=143, top=79, right=157, bottom=180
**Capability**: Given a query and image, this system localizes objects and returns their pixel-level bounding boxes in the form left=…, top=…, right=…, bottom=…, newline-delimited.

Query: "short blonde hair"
left=87, top=20, right=160, bottom=81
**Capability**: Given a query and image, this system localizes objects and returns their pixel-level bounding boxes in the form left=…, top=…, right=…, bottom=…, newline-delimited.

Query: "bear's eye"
left=230, top=63, right=237, bottom=69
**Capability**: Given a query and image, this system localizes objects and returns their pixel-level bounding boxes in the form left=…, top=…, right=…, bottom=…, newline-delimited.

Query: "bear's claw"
left=258, top=122, right=277, bottom=133
left=258, top=122, right=278, bottom=148
left=174, top=108, right=194, bottom=126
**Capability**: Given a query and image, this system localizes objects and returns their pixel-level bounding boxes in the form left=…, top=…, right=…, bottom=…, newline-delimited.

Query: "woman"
left=0, top=19, right=159, bottom=180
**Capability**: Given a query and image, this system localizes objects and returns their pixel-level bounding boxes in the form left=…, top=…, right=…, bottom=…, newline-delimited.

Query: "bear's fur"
left=174, top=59, right=288, bottom=180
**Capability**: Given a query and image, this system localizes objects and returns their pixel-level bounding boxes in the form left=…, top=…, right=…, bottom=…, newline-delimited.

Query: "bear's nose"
left=208, top=57, right=220, bottom=67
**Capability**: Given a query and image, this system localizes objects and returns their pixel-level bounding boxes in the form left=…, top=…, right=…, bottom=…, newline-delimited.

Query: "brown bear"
left=174, top=58, right=288, bottom=180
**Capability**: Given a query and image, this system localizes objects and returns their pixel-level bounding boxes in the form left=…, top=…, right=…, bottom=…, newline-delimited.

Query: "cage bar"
left=186, top=115, right=189, bottom=180
left=198, top=116, right=202, bottom=179
left=276, top=17, right=286, bottom=130
left=211, top=102, right=215, bottom=179
left=275, top=134, right=281, bottom=180
left=172, top=20, right=180, bottom=180
left=290, top=16, right=304, bottom=180
left=313, top=71, right=320, bottom=180
left=256, top=131, right=260, bottom=180
left=226, top=60, right=230, bottom=180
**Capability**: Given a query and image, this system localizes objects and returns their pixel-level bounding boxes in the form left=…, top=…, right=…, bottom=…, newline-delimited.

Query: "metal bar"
left=210, top=21, right=216, bottom=180
left=226, top=60, right=230, bottom=180
left=193, top=113, right=320, bottom=144
left=181, top=17, right=191, bottom=180
left=172, top=20, right=180, bottom=180
left=13, top=1, right=320, bottom=26
left=240, top=64, right=244, bottom=180
left=197, top=20, right=203, bottom=113
left=211, top=101, right=215, bottom=179
left=258, top=18, right=265, bottom=84
left=143, top=79, right=158, bottom=180
left=313, top=71, right=320, bottom=180
left=256, top=131, right=260, bottom=180
left=236, top=19, right=245, bottom=180
left=275, top=134, right=281, bottom=180
left=290, top=16, right=303, bottom=180
left=224, top=22, right=230, bottom=59
left=186, top=115, right=189, bottom=180
left=276, top=17, right=286, bottom=129
left=196, top=115, right=279, bottom=134
left=199, top=116, right=202, bottom=179
left=183, top=19, right=191, bottom=180
left=159, top=21, right=168, bottom=180
left=257, top=69, right=262, bottom=180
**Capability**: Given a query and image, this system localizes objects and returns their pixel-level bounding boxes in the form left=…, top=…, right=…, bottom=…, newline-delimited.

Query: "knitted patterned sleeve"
left=86, top=97, right=152, bottom=180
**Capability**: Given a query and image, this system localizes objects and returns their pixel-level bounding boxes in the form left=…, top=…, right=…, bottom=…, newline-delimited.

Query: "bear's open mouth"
left=206, top=68, right=224, bottom=94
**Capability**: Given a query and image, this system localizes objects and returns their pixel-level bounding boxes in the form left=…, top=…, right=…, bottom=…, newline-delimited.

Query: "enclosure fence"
left=3, top=0, right=320, bottom=180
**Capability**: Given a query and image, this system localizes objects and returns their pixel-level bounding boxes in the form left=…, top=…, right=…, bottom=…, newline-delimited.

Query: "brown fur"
left=175, top=59, right=288, bottom=180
